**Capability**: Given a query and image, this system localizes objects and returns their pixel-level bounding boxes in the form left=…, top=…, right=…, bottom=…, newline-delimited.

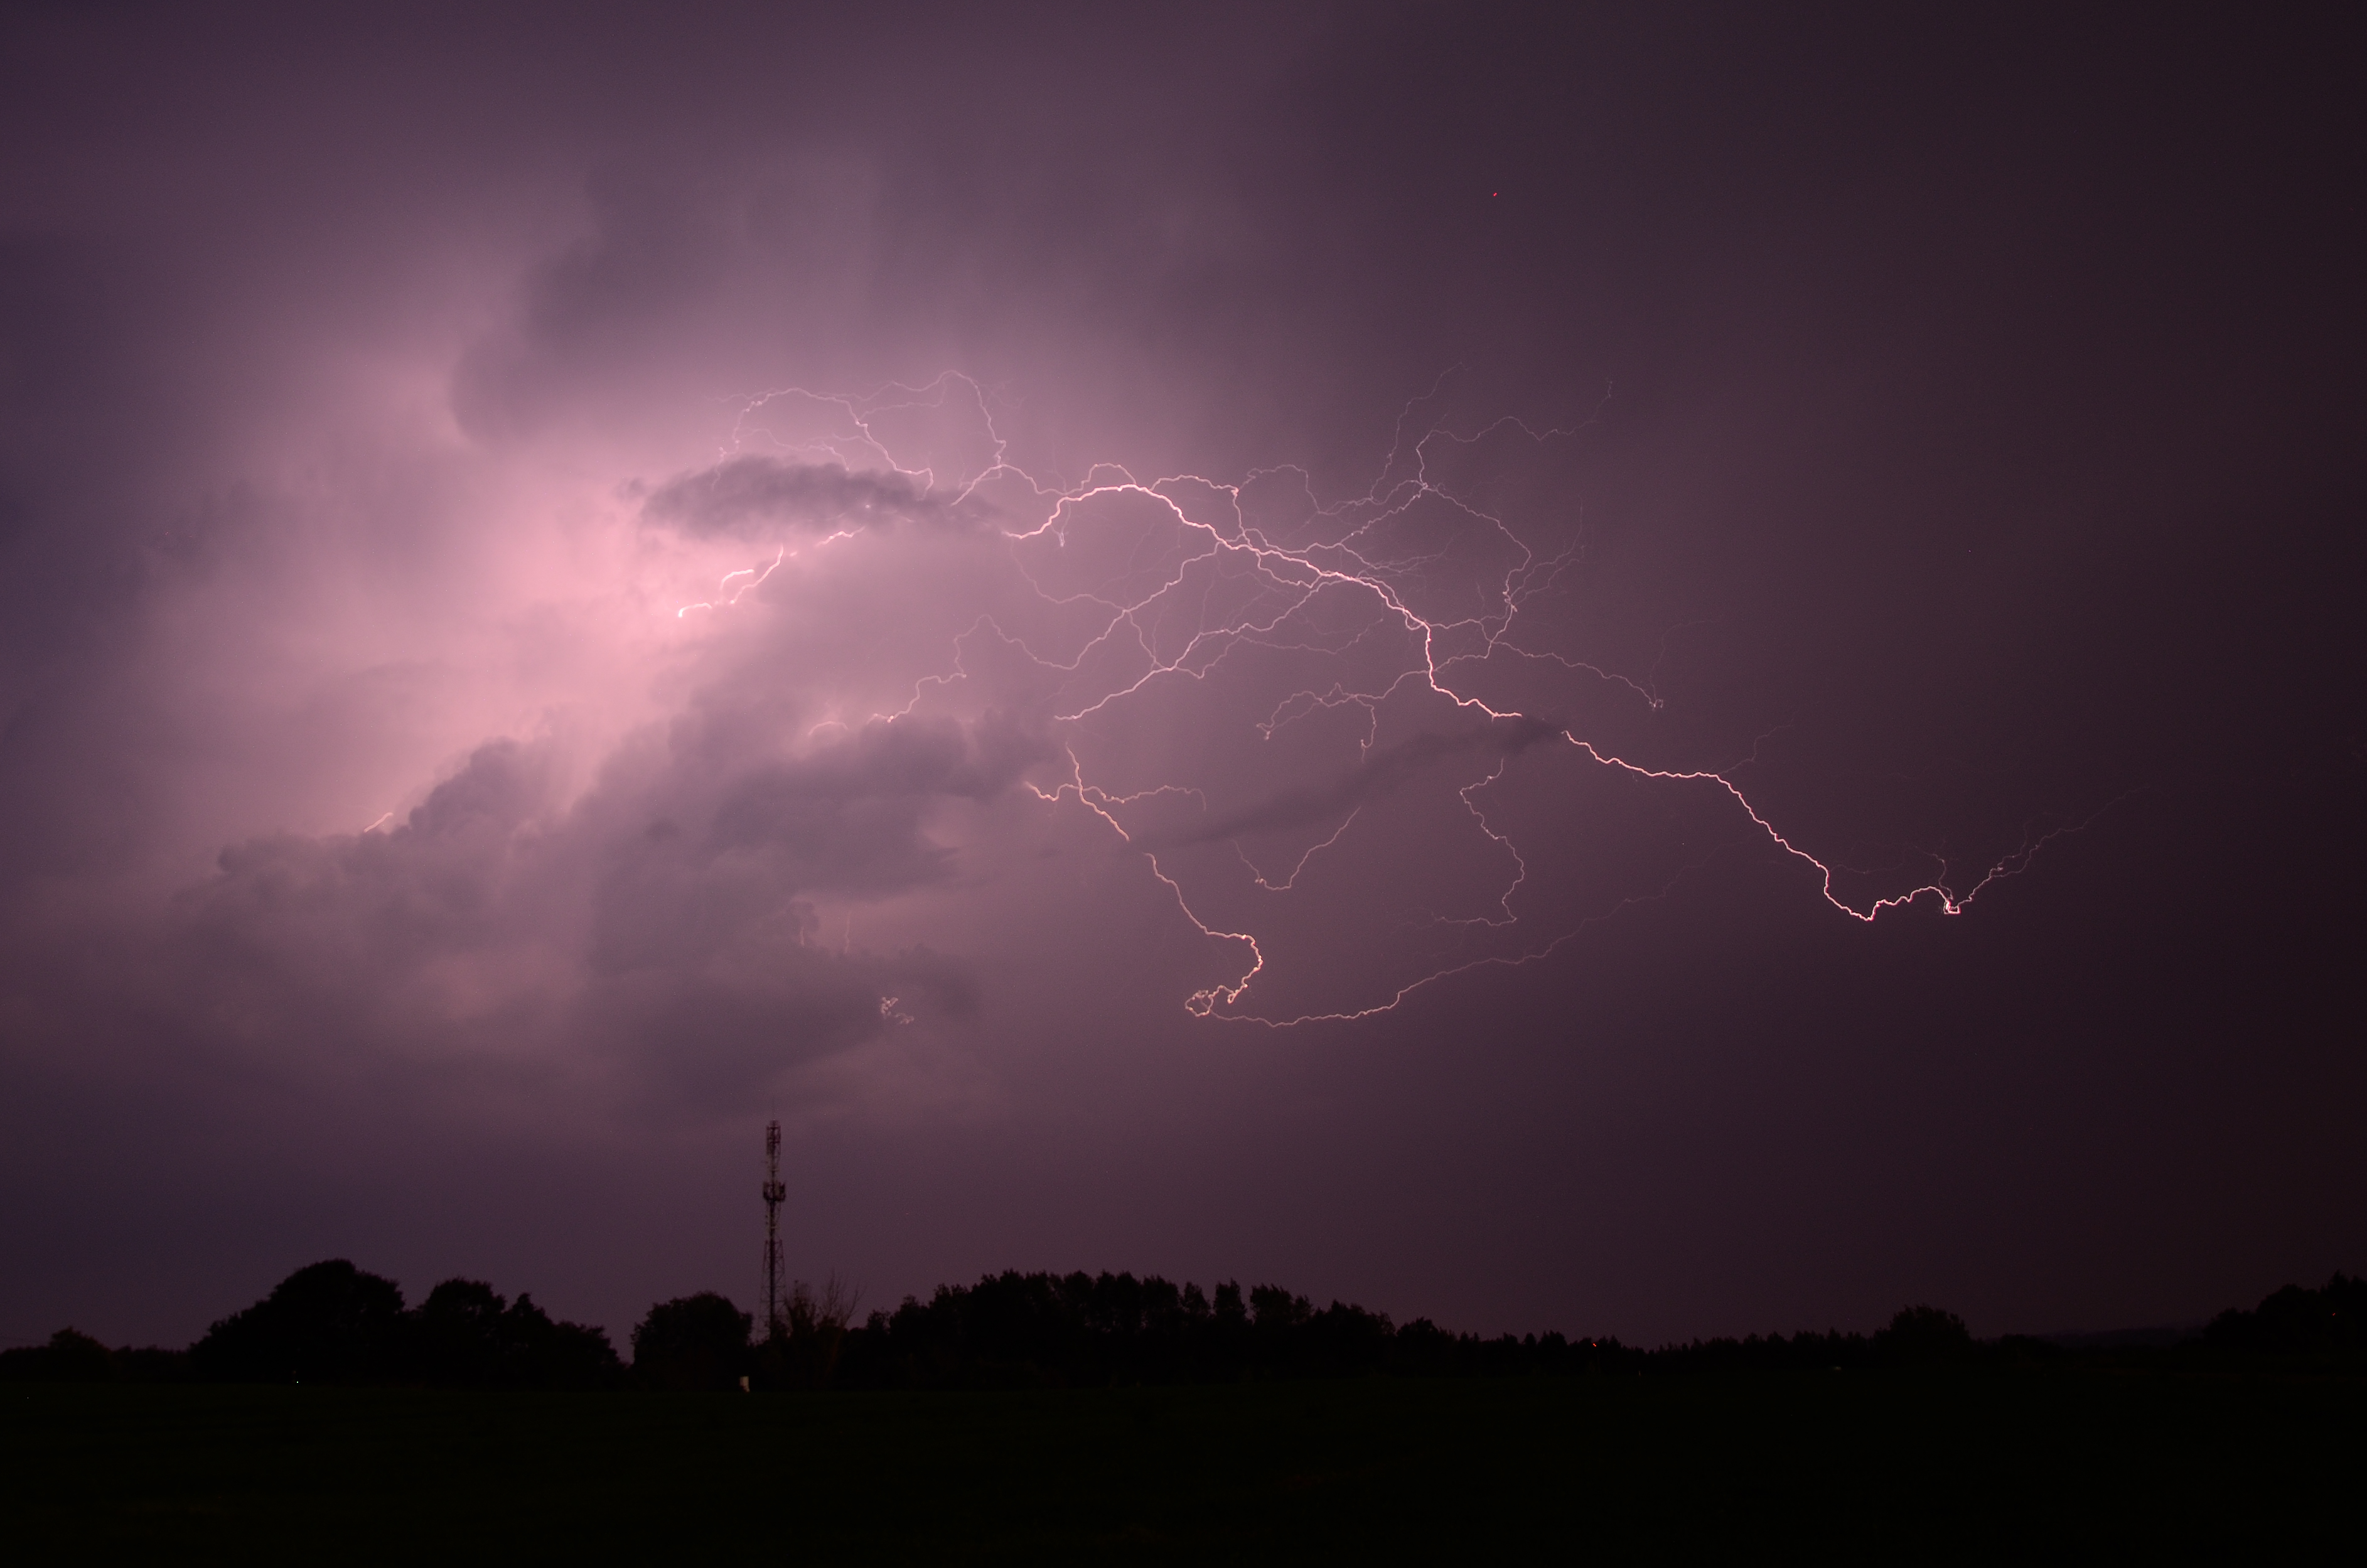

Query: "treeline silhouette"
left=0, top=1262, right=623, bottom=1390
left=792, top=1274, right=1632, bottom=1392
left=5, top=1264, right=2362, bottom=1390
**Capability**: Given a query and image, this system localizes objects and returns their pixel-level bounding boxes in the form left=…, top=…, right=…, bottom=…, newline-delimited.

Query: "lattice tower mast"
left=761, top=1120, right=786, bottom=1340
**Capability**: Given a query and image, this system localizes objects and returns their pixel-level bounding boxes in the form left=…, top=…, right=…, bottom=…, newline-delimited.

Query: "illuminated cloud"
left=641, top=458, right=970, bottom=539
left=0, top=4, right=2353, bottom=1355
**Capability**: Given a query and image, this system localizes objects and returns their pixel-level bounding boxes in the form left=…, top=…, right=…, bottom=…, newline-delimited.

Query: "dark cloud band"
left=641, top=458, right=969, bottom=537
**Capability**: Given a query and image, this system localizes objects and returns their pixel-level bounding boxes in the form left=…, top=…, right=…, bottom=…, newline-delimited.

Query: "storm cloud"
left=641, top=457, right=971, bottom=539
left=0, top=4, right=2358, bottom=1357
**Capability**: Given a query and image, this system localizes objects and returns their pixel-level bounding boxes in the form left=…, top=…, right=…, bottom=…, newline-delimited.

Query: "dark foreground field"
left=6, top=1370, right=2358, bottom=1561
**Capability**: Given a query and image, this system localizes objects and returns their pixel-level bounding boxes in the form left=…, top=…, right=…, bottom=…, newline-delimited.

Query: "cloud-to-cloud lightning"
left=640, top=374, right=2086, bottom=1029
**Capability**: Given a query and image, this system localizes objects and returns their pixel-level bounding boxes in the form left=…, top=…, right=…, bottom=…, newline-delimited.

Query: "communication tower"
left=761, top=1120, right=786, bottom=1340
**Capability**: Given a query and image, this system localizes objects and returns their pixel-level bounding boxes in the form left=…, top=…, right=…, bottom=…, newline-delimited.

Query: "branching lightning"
left=677, top=544, right=787, bottom=618
left=677, top=373, right=2100, bottom=1028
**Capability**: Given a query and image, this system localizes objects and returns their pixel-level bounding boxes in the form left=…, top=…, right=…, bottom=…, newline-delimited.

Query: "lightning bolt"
left=688, top=375, right=2108, bottom=1028
left=677, top=544, right=788, bottom=618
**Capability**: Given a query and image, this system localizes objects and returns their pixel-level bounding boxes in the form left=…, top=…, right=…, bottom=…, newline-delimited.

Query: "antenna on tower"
left=761, top=1120, right=786, bottom=1342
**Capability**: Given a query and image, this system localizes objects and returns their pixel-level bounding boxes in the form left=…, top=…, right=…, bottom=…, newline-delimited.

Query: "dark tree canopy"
left=825, top=1270, right=1624, bottom=1390
left=0, top=1328, right=114, bottom=1383
left=11, top=1266, right=2365, bottom=1391
left=1875, top=1306, right=1976, bottom=1367
left=191, top=1260, right=407, bottom=1384
left=411, top=1277, right=623, bottom=1389
left=631, top=1293, right=753, bottom=1392
left=2204, top=1274, right=2366, bottom=1359
left=174, top=1260, right=618, bottom=1388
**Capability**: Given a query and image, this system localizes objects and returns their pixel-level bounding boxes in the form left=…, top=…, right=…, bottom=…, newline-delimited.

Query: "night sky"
left=3, top=4, right=2359, bottom=1352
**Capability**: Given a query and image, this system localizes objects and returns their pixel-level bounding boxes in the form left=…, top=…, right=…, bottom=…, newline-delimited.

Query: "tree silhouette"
left=2204, top=1274, right=2366, bottom=1359
left=754, top=1278, right=859, bottom=1390
left=631, top=1292, right=753, bottom=1392
left=21, top=1257, right=2367, bottom=1395
left=190, top=1259, right=406, bottom=1383
left=1874, top=1306, right=1974, bottom=1367
left=412, top=1279, right=508, bottom=1386
left=410, top=1277, right=621, bottom=1389
left=0, top=1328, right=115, bottom=1382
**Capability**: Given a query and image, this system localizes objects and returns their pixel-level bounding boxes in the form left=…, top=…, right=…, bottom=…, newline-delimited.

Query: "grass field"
left=5, top=1369, right=2358, bottom=1560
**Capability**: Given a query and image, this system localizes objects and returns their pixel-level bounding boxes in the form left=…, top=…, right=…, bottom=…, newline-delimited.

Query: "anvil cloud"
left=1, top=4, right=2358, bottom=1354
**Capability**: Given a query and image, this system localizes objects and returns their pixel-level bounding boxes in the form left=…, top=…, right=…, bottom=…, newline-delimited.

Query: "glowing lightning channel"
left=677, top=544, right=786, bottom=618
left=706, top=374, right=2106, bottom=1028
left=1237, top=807, right=1363, bottom=893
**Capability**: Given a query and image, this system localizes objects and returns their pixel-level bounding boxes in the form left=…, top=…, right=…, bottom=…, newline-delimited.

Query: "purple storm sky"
left=1, top=4, right=2359, bottom=1350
